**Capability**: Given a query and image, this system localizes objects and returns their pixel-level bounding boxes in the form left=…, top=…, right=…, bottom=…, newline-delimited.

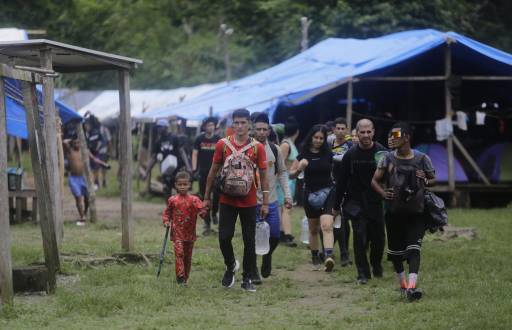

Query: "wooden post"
left=145, top=123, right=154, bottom=194
left=346, top=78, right=353, bottom=129
left=444, top=43, right=455, bottom=192
left=77, top=124, right=97, bottom=223
left=56, top=118, right=65, bottom=223
left=0, top=78, right=14, bottom=305
left=118, top=70, right=133, bottom=251
left=15, top=137, right=22, bottom=168
left=40, top=49, right=63, bottom=246
left=22, top=81, right=59, bottom=293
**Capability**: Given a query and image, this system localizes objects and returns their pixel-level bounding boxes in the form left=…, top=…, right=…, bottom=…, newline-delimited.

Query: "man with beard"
left=333, top=119, right=387, bottom=284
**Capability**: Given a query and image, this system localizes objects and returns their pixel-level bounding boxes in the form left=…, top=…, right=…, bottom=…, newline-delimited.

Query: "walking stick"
left=157, top=226, right=170, bottom=278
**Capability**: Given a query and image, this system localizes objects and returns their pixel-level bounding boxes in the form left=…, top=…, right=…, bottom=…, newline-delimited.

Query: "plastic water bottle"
left=255, top=221, right=270, bottom=255
left=300, top=217, right=309, bottom=244
left=333, top=215, right=342, bottom=229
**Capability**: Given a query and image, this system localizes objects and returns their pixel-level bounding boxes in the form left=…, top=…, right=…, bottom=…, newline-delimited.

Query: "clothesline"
left=351, top=109, right=512, bottom=125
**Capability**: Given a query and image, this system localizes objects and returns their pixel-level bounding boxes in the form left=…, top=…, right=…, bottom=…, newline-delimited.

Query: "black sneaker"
left=372, top=265, right=383, bottom=278
left=282, top=235, right=297, bottom=247
left=357, top=276, right=368, bottom=285
left=221, top=260, right=239, bottom=288
left=261, top=255, right=272, bottom=278
left=252, top=270, right=262, bottom=285
left=406, top=288, right=422, bottom=302
left=241, top=278, right=257, bottom=292
left=312, top=255, right=322, bottom=271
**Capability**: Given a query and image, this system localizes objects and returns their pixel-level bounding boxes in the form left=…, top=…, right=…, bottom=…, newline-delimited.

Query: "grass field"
left=1, top=204, right=512, bottom=329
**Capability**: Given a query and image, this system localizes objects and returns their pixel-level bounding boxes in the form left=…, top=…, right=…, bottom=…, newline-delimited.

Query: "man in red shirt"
left=204, top=109, right=269, bottom=292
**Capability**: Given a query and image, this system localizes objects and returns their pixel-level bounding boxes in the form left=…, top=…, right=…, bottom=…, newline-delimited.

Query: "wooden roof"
left=0, top=39, right=142, bottom=73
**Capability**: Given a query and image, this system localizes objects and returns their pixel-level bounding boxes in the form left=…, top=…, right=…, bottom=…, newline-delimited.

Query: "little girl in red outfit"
left=162, top=171, right=206, bottom=285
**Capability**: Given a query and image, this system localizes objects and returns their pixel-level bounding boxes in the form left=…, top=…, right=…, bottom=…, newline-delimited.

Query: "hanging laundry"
left=456, top=111, right=468, bottom=130
left=435, top=118, right=453, bottom=141
left=476, top=111, right=486, bottom=125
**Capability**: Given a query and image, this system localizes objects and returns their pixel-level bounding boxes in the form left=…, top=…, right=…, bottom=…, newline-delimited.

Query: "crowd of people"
left=64, top=108, right=438, bottom=301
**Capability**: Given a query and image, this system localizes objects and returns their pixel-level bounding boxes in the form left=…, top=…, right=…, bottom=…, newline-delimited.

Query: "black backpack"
left=386, top=151, right=426, bottom=214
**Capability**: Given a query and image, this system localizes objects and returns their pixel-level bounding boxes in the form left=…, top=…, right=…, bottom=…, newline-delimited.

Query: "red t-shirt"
left=212, top=136, right=267, bottom=207
left=162, top=194, right=205, bottom=241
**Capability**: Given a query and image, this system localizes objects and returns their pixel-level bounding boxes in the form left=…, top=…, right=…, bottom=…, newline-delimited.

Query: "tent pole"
left=40, top=49, right=63, bottom=246
left=444, top=43, right=455, bottom=192
left=0, top=77, right=14, bottom=305
left=136, top=122, right=145, bottom=193
left=452, top=135, right=490, bottom=185
left=145, top=123, right=154, bottom=194
left=56, top=118, right=66, bottom=223
left=118, top=69, right=133, bottom=251
left=346, top=78, right=353, bottom=129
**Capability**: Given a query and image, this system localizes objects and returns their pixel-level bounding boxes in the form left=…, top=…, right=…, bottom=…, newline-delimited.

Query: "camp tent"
left=82, top=83, right=225, bottom=122
left=416, top=144, right=469, bottom=182
left=5, top=78, right=81, bottom=138
left=139, top=28, right=512, bottom=121
left=477, top=143, right=512, bottom=182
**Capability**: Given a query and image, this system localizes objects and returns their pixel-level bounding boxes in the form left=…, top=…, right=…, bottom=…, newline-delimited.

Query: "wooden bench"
left=8, top=189, right=38, bottom=224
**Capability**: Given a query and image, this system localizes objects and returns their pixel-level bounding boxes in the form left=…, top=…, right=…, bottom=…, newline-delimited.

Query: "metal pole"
left=300, top=17, right=312, bottom=52
left=220, top=24, right=234, bottom=82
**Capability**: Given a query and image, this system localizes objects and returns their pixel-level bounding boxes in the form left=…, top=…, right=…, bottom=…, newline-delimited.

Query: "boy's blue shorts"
left=68, top=175, right=88, bottom=198
left=256, top=201, right=281, bottom=238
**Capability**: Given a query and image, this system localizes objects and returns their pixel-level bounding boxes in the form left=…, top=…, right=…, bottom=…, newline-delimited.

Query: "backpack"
left=219, top=137, right=258, bottom=197
left=386, top=151, right=426, bottom=214
left=424, top=190, right=448, bottom=232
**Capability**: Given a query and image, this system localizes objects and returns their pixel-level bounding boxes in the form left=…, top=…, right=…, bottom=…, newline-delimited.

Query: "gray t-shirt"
left=257, top=141, right=291, bottom=204
left=377, top=149, right=435, bottom=180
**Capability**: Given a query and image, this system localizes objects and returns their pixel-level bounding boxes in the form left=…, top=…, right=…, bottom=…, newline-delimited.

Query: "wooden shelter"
left=0, top=40, right=142, bottom=305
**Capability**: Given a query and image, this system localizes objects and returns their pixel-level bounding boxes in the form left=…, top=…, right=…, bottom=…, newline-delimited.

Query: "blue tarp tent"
left=4, top=78, right=82, bottom=139
left=138, top=28, right=512, bottom=121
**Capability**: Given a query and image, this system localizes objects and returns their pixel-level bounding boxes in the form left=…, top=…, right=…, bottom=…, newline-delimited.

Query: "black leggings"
left=218, top=203, right=256, bottom=279
left=385, top=212, right=425, bottom=274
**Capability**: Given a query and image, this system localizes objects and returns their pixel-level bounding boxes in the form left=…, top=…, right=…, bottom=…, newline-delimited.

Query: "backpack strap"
left=222, top=137, right=237, bottom=154
left=238, top=138, right=257, bottom=154
left=269, top=142, right=279, bottom=174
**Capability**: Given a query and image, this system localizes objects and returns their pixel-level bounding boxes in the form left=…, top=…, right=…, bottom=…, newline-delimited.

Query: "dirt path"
left=62, top=190, right=163, bottom=223
left=278, top=262, right=363, bottom=316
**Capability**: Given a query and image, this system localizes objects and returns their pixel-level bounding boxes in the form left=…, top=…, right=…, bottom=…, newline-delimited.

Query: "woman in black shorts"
left=289, top=125, right=336, bottom=272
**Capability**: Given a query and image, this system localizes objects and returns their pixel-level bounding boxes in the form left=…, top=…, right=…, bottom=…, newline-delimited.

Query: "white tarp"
left=78, top=83, right=226, bottom=121
left=0, top=28, right=27, bottom=41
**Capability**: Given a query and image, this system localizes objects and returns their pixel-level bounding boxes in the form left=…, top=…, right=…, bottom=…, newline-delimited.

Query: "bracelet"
left=262, top=190, right=270, bottom=193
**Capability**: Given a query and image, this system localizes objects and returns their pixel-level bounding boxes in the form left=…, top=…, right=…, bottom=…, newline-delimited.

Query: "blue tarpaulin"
left=139, top=29, right=512, bottom=121
left=4, top=78, right=82, bottom=139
